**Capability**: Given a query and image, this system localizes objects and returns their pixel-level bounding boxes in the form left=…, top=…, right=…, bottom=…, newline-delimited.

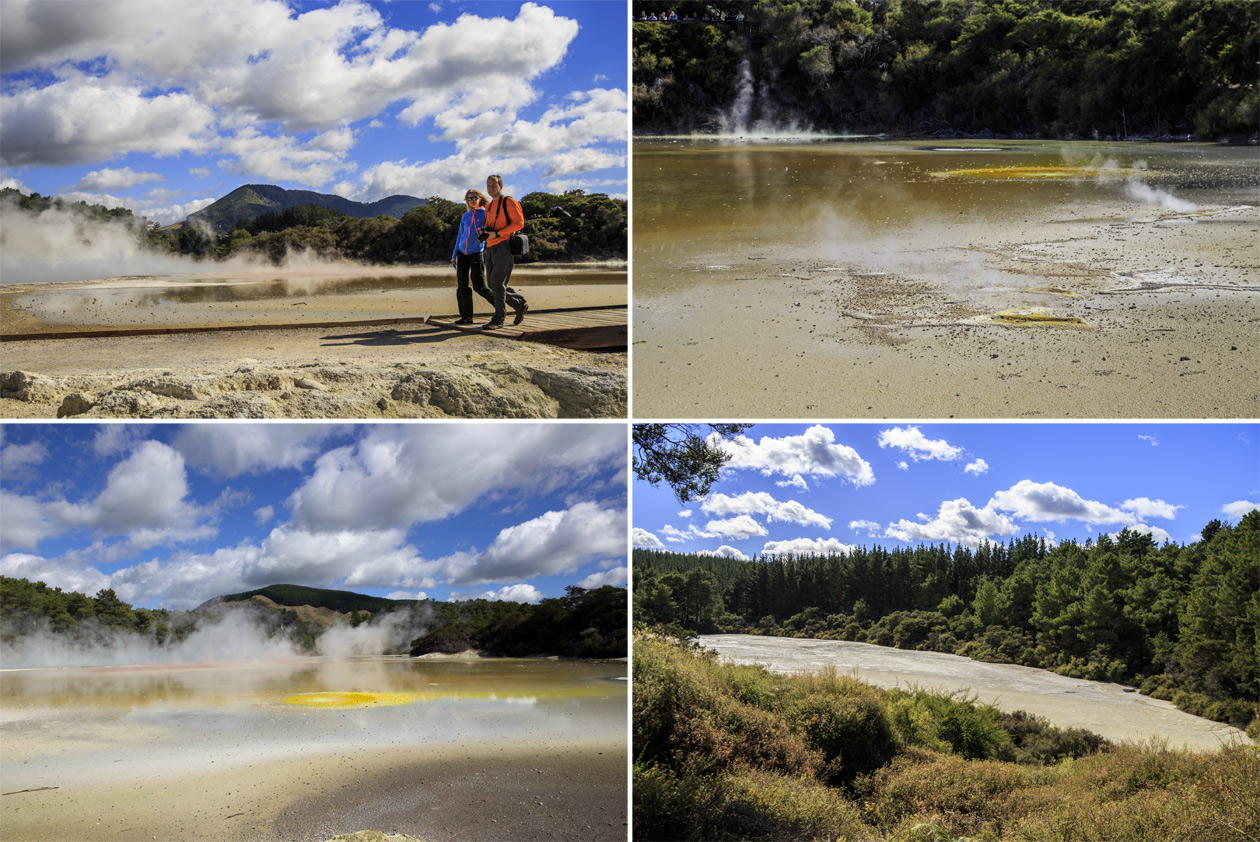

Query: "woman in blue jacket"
left=451, top=189, right=494, bottom=324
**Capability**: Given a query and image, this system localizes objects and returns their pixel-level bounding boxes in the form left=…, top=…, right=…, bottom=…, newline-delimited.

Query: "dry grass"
left=634, top=636, right=1260, bottom=842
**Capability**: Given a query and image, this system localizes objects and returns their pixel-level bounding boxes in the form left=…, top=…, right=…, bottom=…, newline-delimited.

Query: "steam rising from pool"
left=713, top=58, right=832, bottom=141
left=1068, top=153, right=1199, bottom=213
left=0, top=194, right=395, bottom=286
left=0, top=603, right=433, bottom=669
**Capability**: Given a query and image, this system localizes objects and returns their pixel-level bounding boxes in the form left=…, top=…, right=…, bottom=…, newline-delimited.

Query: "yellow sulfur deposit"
left=284, top=691, right=419, bottom=708
left=934, top=165, right=1138, bottom=179
left=990, top=312, right=1087, bottom=326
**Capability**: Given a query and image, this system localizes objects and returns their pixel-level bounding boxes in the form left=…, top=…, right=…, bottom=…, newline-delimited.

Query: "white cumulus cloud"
left=473, top=584, right=543, bottom=603
left=698, top=545, right=750, bottom=561
left=632, top=528, right=666, bottom=549
left=174, top=424, right=340, bottom=478
left=72, top=166, right=163, bottom=191
left=1221, top=500, right=1259, bottom=520
left=44, top=440, right=213, bottom=549
left=1120, top=497, right=1183, bottom=520
left=1, top=440, right=47, bottom=477
left=762, top=537, right=857, bottom=557
left=286, top=424, right=621, bottom=532
left=886, top=498, right=1020, bottom=548
left=703, top=515, right=768, bottom=540
left=577, top=566, right=627, bottom=589
left=713, top=425, right=875, bottom=486
left=775, top=473, right=809, bottom=491
left=878, top=425, right=963, bottom=461
left=989, top=479, right=1132, bottom=525
left=701, top=491, right=832, bottom=529
left=435, top=501, right=625, bottom=587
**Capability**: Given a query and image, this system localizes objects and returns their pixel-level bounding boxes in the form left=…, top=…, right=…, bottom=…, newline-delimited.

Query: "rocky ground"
left=0, top=323, right=626, bottom=418
left=0, top=273, right=627, bottom=419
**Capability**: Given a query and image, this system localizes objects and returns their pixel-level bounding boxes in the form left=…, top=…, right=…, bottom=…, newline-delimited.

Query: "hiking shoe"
left=480, top=320, right=504, bottom=330
left=453, top=318, right=475, bottom=325
left=513, top=303, right=529, bottom=325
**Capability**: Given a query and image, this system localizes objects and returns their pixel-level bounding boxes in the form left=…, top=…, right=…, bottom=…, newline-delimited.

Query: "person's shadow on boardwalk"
left=320, top=324, right=466, bottom=347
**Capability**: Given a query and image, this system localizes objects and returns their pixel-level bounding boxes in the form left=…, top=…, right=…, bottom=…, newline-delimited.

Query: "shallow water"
left=699, top=634, right=1247, bottom=751
left=3, top=265, right=626, bottom=332
left=634, top=139, right=1256, bottom=298
left=632, top=140, right=1258, bottom=417
left=1, top=657, right=627, bottom=786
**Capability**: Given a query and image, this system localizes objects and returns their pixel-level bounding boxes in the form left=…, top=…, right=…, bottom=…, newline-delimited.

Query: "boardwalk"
left=2, top=306, right=628, bottom=350
left=427, top=305, right=627, bottom=350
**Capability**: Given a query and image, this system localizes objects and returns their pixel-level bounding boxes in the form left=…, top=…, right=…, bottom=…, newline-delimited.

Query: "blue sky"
left=1, top=422, right=628, bottom=609
left=0, top=0, right=628, bottom=225
left=633, top=423, right=1260, bottom=560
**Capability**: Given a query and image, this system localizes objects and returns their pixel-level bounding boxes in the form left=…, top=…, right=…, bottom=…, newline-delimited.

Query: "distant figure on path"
left=480, top=174, right=528, bottom=329
left=451, top=189, right=494, bottom=325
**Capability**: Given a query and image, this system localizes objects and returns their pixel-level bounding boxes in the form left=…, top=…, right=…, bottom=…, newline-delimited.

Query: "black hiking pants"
left=454, top=250, right=494, bottom=320
left=483, top=241, right=526, bottom=323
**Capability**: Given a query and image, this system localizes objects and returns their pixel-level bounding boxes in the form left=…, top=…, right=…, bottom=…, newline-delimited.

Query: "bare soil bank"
left=1, top=740, right=625, bottom=842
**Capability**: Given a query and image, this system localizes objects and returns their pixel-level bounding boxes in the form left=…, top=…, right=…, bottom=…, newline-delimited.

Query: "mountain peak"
left=187, top=184, right=426, bottom=231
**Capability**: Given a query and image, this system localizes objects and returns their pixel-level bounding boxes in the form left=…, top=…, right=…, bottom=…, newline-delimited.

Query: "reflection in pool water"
left=1, top=656, right=629, bottom=840
left=1, top=656, right=627, bottom=786
left=2, top=264, right=627, bottom=333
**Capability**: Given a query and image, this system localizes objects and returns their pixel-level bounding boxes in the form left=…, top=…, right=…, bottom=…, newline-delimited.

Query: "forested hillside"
left=1, top=576, right=628, bottom=660
left=186, top=184, right=426, bottom=232
left=634, top=511, right=1259, bottom=734
left=408, top=585, right=628, bottom=659
left=633, top=0, right=1258, bottom=139
left=1, top=186, right=627, bottom=265
left=0, top=577, right=189, bottom=643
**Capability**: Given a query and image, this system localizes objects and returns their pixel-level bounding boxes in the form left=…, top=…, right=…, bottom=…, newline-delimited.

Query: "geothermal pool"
left=699, top=634, right=1247, bottom=752
left=632, top=139, right=1259, bottom=417
left=1, top=265, right=627, bottom=334
left=0, top=657, right=627, bottom=841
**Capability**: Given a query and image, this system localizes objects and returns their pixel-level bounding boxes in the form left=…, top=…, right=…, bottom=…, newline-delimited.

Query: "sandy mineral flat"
left=633, top=203, right=1258, bottom=418
left=0, top=274, right=627, bottom=419
left=700, top=634, right=1249, bottom=752
left=1, top=739, right=626, bottom=842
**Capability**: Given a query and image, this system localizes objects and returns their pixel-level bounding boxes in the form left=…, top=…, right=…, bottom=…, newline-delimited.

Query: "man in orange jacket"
left=479, top=174, right=529, bottom=329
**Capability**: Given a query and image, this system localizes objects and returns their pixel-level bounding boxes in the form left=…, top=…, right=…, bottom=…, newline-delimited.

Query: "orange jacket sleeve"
left=486, top=197, right=524, bottom=247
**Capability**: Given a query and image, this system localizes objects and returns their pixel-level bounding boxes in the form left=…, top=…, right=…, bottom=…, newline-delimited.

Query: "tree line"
left=1, top=186, right=627, bottom=265
left=634, top=0, right=1258, bottom=139
left=0, top=576, right=187, bottom=642
left=634, top=510, right=1259, bottom=735
left=408, top=585, right=628, bottom=658
left=1, top=575, right=627, bottom=659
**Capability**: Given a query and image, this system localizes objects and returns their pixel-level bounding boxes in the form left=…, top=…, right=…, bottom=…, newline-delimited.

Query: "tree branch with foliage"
left=632, top=423, right=751, bottom=503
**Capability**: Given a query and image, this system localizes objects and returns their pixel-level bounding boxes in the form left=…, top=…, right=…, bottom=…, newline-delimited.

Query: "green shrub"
left=782, top=671, right=902, bottom=784
left=632, top=634, right=1259, bottom=842
left=859, top=752, right=1036, bottom=838
left=887, top=688, right=1013, bottom=761
left=996, top=710, right=1110, bottom=765
left=634, top=636, right=821, bottom=779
